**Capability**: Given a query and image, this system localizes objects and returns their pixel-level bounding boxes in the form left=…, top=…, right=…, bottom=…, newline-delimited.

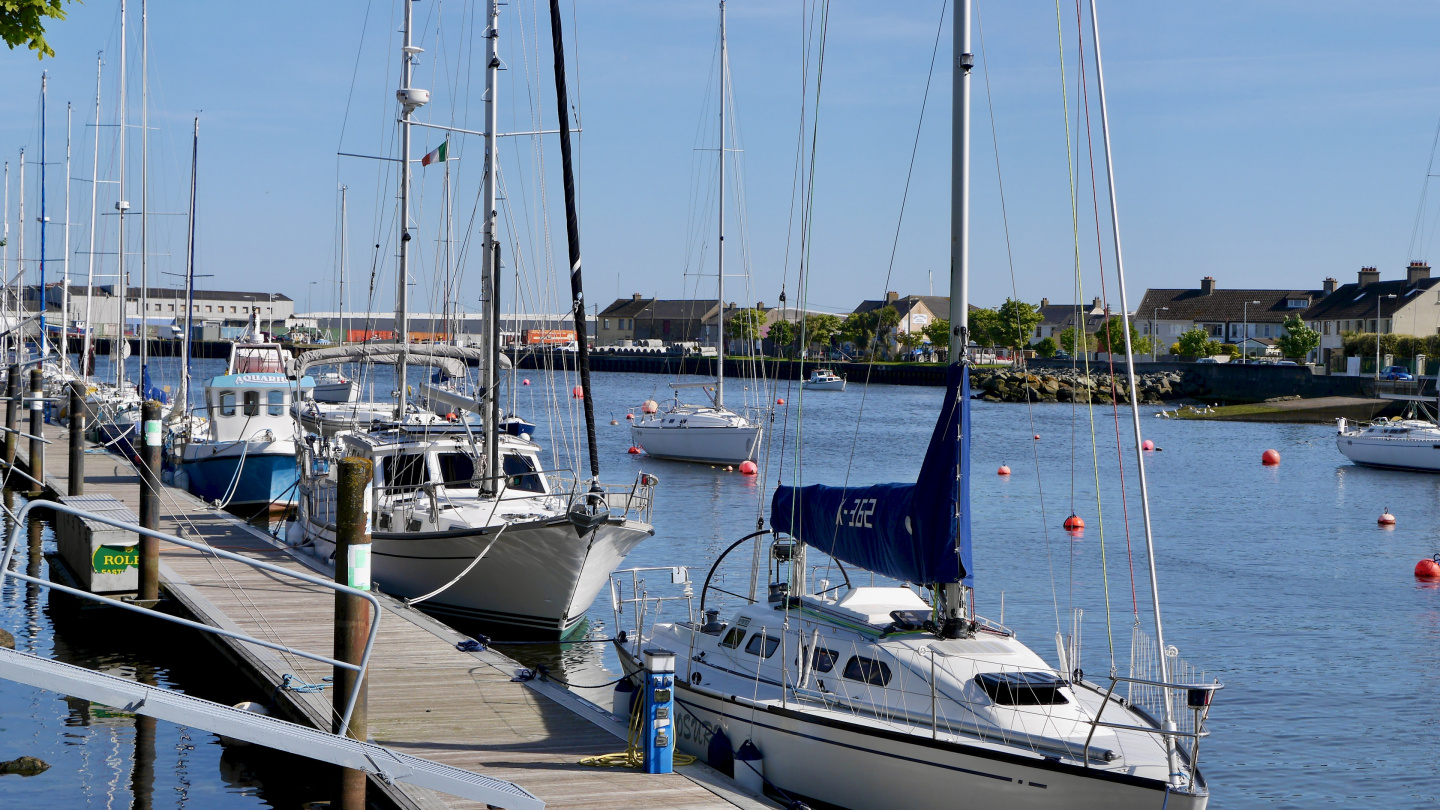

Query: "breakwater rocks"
left=972, top=368, right=1201, bottom=404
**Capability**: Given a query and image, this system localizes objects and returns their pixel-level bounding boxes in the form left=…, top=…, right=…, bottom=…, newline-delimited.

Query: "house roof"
left=1301, top=278, right=1440, bottom=321
left=1133, top=287, right=1319, bottom=324
left=853, top=295, right=951, bottom=321
left=598, top=297, right=719, bottom=321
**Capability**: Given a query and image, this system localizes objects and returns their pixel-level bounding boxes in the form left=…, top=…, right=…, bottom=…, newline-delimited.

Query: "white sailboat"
left=610, top=3, right=1220, bottom=808
left=1336, top=412, right=1440, bottom=471
left=293, top=0, right=654, bottom=637
left=630, top=5, right=763, bottom=466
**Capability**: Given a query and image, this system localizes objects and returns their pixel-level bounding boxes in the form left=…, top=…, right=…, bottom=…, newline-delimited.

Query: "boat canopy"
left=771, top=363, right=972, bottom=587
left=296, top=344, right=511, bottom=377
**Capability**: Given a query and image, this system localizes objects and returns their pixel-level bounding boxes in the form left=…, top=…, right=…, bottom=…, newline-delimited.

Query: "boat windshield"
left=503, top=454, right=544, bottom=493
left=383, top=453, right=428, bottom=492
left=235, top=346, right=286, bottom=373
left=437, top=452, right=477, bottom=485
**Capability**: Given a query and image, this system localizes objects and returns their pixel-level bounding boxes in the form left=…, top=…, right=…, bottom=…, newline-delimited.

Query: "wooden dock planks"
left=18, top=426, right=762, bottom=810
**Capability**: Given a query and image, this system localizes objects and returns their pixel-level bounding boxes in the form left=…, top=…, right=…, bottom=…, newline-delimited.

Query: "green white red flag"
left=421, top=140, right=448, bottom=167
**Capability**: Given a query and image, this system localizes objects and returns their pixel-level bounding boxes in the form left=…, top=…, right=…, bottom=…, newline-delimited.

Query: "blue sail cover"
left=771, top=363, right=972, bottom=586
left=139, top=365, right=169, bottom=404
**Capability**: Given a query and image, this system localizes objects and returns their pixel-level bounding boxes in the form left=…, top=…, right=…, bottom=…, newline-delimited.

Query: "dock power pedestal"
left=642, top=648, right=676, bottom=774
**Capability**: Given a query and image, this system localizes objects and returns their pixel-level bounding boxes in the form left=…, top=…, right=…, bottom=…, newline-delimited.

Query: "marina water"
left=4, top=356, right=1438, bottom=806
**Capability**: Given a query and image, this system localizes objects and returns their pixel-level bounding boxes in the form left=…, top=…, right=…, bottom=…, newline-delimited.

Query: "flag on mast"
left=421, top=140, right=448, bottom=167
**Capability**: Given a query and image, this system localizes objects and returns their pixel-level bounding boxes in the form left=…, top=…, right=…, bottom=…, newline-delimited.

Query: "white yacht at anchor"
left=1336, top=416, right=1440, bottom=471
left=802, top=368, right=846, bottom=391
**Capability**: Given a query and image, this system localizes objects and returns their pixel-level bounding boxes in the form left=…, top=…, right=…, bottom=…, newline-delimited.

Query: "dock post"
left=333, top=456, right=372, bottom=810
left=3, top=364, right=18, bottom=480
left=138, top=400, right=163, bottom=602
left=68, top=381, right=85, bottom=496
left=27, top=369, right=43, bottom=495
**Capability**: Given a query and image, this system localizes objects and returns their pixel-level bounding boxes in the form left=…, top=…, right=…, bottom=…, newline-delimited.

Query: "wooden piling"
left=68, top=381, right=85, bottom=496
left=26, top=369, right=43, bottom=496
left=138, top=400, right=163, bottom=602
left=333, top=456, right=372, bottom=810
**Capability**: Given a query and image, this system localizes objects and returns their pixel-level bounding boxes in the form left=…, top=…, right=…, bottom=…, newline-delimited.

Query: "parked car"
left=1053, top=349, right=1071, bottom=360
left=1195, top=357, right=1219, bottom=364
left=1380, top=365, right=1414, bottom=380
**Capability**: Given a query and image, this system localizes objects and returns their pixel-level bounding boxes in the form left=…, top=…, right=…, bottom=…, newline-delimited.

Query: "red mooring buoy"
left=625, top=413, right=635, bottom=420
left=627, top=446, right=641, bottom=455
left=1379, top=510, right=1396, bottom=526
left=777, top=398, right=786, bottom=405
left=739, top=460, right=758, bottom=475
left=1142, top=439, right=1155, bottom=451
left=1033, top=434, right=1041, bottom=440
left=1261, top=449, right=1281, bottom=465
left=1416, top=557, right=1440, bottom=580
left=522, top=379, right=531, bottom=386
left=1064, top=514, right=1085, bottom=531
left=572, top=385, right=585, bottom=399
left=997, top=465, right=1011, bottom=476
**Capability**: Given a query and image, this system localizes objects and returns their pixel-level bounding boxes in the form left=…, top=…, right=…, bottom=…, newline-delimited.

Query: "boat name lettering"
left=235, top=374, right=288, bottom=385
left=676, top=707, right=712, bottom=747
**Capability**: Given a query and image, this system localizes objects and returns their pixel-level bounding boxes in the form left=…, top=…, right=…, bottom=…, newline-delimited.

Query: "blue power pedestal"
left=642, top=648, right=676, bottom=774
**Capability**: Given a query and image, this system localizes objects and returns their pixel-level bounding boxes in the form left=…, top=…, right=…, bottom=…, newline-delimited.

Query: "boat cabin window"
left=383, top=454, right=428, bottom=492
left=720, top=627, right=746, bottom=649
left=437, top=453, right=477, bottom=485
left=503, top=453, right=544, bottom=493
left=974, top=672, right=1069, bottom=706
left=842, top=656, right=892, bottom=687
left=235, top=347, right=285, bottom=374
left=243, top=391, right=260, bottom=416
left=218, top=391, right=236, bottom=417
left=810, top=646, right=839, bottom=674
left=267, top=390, right=284, bottom=416
left=743, top=634, right=780, bottom=659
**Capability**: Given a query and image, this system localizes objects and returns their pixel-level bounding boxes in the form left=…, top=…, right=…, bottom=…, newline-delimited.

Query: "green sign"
left=92, top=545, right=139, bottom=574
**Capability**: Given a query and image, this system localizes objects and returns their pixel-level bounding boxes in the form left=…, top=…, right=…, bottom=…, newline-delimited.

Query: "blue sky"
left=2, top=1, right=1440, bottom=318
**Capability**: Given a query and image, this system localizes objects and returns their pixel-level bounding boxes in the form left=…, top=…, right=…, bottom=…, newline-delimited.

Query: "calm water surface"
left=11, top=358, right=1440, bottom=807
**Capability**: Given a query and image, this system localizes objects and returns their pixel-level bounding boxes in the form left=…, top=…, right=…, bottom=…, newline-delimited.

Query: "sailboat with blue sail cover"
left=611, top=2, right=1222, bottom=808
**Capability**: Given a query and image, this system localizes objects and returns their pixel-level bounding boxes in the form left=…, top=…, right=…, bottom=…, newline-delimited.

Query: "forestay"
left=771, top=363, right=972, bottom=586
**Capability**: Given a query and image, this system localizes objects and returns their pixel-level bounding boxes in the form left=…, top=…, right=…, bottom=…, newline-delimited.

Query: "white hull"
left=802, top=379, right=845, bottom=391
left=620, top=660, right=1203, bottom=810
left=312, top=379, right=358, bottom=404
left=630, top=423, right=761, bottom=464
left=1338, top=434, right=1440, bottom=471
left=304, top=514, right=650, bottom=636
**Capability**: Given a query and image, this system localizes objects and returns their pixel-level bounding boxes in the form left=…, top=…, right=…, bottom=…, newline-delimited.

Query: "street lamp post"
left=1151, top=306, right=1168, bottom=361
left=1241, top=300, right=1260, bottom=363
left=1376, top=293, right=1398, bottom=379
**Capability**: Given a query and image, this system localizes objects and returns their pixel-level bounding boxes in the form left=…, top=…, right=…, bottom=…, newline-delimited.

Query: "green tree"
left=1276, top=313, right=1320, bottom=360
left=921, top=317, right=950, bottom=350
left=1035, top=336, right=1058, bottom=358
left=802, top=313, right=842, bottom=355
left=1094, top=317, right=1154, bottom=356
left=1, top=0, right=71, bottom=59
left=725, top=307, right=766, bottom=342
left=873, top=306, right=903, bottom=358
left=839, top=312, right=876, bottom=354
left=897, top=330, right=924, bottom=357
left=968, top=308, right=1001, bottom=348
left=1059, top=326, right=1097, bottom=355
left=767, top=319, right=797, bottom=357
left=1175, top=327, right=1213, bottom=358
left=993, top=299, right=1043, bottom=350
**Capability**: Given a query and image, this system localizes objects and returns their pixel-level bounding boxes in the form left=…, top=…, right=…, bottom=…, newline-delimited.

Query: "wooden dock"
left=15, top=424, right=767, bottom=810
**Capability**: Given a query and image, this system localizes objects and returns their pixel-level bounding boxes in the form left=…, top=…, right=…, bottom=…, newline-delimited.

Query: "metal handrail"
left=0, top=499, right=381, bottom=736
left=1081, top=670, right=1223, bottom=789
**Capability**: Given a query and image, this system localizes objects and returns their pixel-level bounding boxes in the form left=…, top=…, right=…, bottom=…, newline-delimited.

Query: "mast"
left=39, top=73, right=47, bottom=356
left=715, top=0, right=727, bottom=409
left=82, top=53, right=102, bottom=379
left=177, top=116, right=198, bottom=416
left=339, top=184, right=347, bottom=346
left=63, top=101, right=72, bottom=363
left=139, top=0, right=148, bottom=379
left=394, top=0, right=425, bottom=420
left=548, top=0, right=600, bottom=479
left=116, top=0, right=128, bottom=390
left=480, top=0, right=500, bottom=491
left=1086, top=0, right=1178, bottom=780
left=18, top=148, right=24, bottom=359
left=3, top=161, right=8, bottom=361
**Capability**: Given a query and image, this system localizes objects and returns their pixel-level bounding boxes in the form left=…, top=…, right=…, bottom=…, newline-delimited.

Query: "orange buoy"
left=1064, top=514, right=1085, bottom=531
left=642, top=399, right=659, bottom=414
left=1416, top=557, right=1440, bottom=580
left=739, top=460, right=758, bottom=475
left=997, top=465, right=1011, bottom=476
left=1378, top=510, right=1396, bottom=526
left=777, top=398, right=786, bottom=405
left=1033, top=434, right=1041, bottom=440
left=627, top=446, right=642, bottom=455
left=572, top=385, right=585, bottom=399
left=1261, top=449, right=1281, bottom=465
left=522, top=378, right=531, bottom=386
left=1141, top=439, right=1155, bottom=451
left=625, top=413, right=635, bottom=420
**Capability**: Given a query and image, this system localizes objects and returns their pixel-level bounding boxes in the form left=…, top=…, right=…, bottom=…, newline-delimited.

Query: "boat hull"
left=304, top=515, right=651, bottom=637
left=630, top=424, right=762, bottom=465
left=1337, top=434, right=1440, bottom=472
left=802, top=379, right=845, bottom=391
left=312, top=379, right=358, bottom=404
left=619, top=660, right=1205, bottom=810
left=180, top=444, right=300, bottom=508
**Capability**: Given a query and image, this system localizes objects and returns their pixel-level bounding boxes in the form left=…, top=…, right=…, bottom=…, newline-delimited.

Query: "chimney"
left=1322, top=277, right=1337, bottom=295
left=631, top=292, right=643, bottom=301
left=1200, top=276, right=1216, bottom=295
left=756, top=301, right=765, bottom=310
left=1091, top=296, right=1101, bottom=311
left=1358, top=266, right=1380, bottom=287
left=1408, top=261, right=1431, bottom=284
left=886, top=291, right=899, bottom=303
left=1040, top=297, right=1050, bottom=308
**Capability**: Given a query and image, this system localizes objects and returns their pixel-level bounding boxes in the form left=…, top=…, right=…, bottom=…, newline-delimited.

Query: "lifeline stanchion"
left=333, top=456, right=373, bottom=810
left=138, top=399, right=162, bottom=602
left=26, top=369, right=43, bottom=495
left=3, top=364, right=18, bottom=484
left=68, top=381, right=85, bottom=496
